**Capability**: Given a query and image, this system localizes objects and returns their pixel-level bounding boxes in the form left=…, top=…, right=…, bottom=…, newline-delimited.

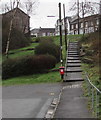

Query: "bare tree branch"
left=5, top=0, right=20, bottom=58
left=69, top=1, right=99, bottom=17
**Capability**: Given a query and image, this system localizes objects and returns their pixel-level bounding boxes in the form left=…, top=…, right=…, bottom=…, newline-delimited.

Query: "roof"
left=3, top=7, right=30, bottom=17
left=70, top=14, right=99, bottom=24
left=39, top=28, right=55, bottom=30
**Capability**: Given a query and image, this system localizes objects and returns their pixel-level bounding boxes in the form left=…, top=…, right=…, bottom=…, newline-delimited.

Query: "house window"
left=95, top=27, right=98, bottom=31
left=42, top=33, right=46, bottom=36
left=71, top=25, right=74, bottom=29
left=96, top=19, right=99, bottom=25
left=76, top=24, right=78, bottom=29
left=80, top=22, right=83, bottom=28
left=85, top=21, right=88, bottom=27
left=91, top=21, right=93, bottom=26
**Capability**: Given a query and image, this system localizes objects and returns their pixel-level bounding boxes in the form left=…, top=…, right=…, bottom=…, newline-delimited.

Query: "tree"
left=5, top=0, right=20, bottom=58
left=69, top=0, right=100, bottom=34
left=1, top=0, right=39, bottom=58
left=1, top=0, right=39, bottom=15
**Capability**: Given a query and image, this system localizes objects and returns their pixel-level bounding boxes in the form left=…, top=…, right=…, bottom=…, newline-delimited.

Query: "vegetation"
left=35, top=39, right=60, bottom=62
left=2, top=71, right=61, bottom=86
left=2, top=54, right=57, bottom=79
left=2, top=35, right=65, bottom=85
left=80, top=32, right=100, bottom=118
left=2, top=17, right=31, bottom=53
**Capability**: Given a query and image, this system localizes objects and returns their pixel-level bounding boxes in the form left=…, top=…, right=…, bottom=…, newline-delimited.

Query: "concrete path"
left=54, top=82, right=92, bottom=118
left=54, top=42, right=92, bottom=118
left=2, top=83, right=62, bottom=118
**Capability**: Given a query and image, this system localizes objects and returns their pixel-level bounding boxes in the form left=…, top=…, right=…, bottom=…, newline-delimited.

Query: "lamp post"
left=47, top=3, right=63, bottom=66
left=77, top=0, right=80, bottom=35
left=59, top=3, right=63, bottom=66
left=63, top=4, right=67, bottom=51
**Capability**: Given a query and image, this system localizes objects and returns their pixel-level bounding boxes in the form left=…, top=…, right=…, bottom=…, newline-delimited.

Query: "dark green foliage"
left=79, top=34, right=90, bottom=44
left=2, top=17, right=30, bottom=53
left=35, top=36, right=53, bottom=43
left=34, top=40, right=60, bottom=62
left=2, top=55, right=57, bottom=79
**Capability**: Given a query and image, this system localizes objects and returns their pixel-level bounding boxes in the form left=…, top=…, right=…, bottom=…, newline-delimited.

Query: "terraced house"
left=55, top=14, right=99, bottom=35
left=2, top=7, right=30, bottom=34
left=31, top=27, right=55, bottom=37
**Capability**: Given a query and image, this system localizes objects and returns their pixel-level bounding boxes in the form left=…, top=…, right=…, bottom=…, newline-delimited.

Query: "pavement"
left=54, top=82, right=92, bottom=118
left=54, top=42, right=93, bottom=118
left=2, top=83, right=62, bottom=118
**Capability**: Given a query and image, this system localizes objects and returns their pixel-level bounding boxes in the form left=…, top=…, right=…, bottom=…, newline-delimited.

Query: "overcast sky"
left=1, top=0, right=100, bottom=29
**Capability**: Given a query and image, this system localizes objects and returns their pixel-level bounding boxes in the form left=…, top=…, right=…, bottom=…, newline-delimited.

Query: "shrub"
left=34, top=41, right=60, bottom=62
left=2, top=55, right=57, bottom=79
left=35, top=36, right=53, bottom=43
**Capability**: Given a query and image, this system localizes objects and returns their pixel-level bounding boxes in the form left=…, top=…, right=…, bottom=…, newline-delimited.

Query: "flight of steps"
left=64, top=41, right=84, bottom=82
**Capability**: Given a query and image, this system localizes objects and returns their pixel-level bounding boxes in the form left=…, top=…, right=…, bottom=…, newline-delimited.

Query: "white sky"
left=30, top=0, right=71, bottom=29
left=0, top=0, right=100, bottom=29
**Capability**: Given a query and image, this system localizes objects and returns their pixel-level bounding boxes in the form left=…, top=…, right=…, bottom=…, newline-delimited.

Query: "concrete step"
left=65, top=67, right=82, bottom=72
left=68, top=47, right=78, bottom=50
left=69, top=43, right=78, bottom=45
left=67, top=60, right=81, bottom=63
left=64, top=72, right=84, bottom=82
left=68, top=53, right=79, bottom=55
left=67, top=57, right=80, bottom=60
left=69, top=42, right=78, bottom=44
left=68, top=55, right=79, bottom=57
left=68, top=47, right=78, bottom=49
left=64, top=78, right=84, bottom=82
left=67, top=63, right=81, bottom=67
left=69, top=45, right=78, bottom=47
left=68, top=51, right=78, bottom=53
left=69, top=44, right=78, bottom=46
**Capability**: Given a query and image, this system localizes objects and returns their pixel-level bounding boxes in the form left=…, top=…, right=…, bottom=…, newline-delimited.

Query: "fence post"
left=96, top=91, right=98, bottom=118
left=92, top=86, right=94, bottom=111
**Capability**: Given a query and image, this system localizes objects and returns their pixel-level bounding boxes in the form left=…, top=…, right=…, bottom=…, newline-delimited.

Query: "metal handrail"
left=85, top=72, right=101, bottom=94
left=85, top=72, right=101, bottom=118
left=64, top=39, right=69, bottom=76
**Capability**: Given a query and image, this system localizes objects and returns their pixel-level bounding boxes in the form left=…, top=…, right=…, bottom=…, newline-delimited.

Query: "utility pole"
left=63, top=4, right=67, bottom=51
left=59, top=3, right=63, bottom=66
left=77, top=0, right=80, bottom=34
left=82, top=2, right=85, bottom=36
left=99, top=0, right=101, bottom=33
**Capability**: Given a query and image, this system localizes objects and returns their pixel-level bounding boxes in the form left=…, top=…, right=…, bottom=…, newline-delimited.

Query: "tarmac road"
left=2, top=83, right=62, bottom=118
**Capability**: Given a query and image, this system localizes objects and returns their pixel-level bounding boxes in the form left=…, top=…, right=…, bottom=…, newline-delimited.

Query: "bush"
left=34, top=41, right=60, bottom=62
left=34, top=36, right=53, bottom=43
left=2, top=55, right=57, bottom=79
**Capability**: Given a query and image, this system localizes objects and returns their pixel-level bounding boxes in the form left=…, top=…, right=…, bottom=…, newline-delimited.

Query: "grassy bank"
left=2, top=71, right=61, bottom=86
left=2, top=35, right=82, bottom=86
left=80, top=32, right=100, bottom=118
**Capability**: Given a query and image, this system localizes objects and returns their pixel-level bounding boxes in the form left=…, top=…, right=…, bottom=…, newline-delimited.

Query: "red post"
left=59, top=66, right=65, bottom=80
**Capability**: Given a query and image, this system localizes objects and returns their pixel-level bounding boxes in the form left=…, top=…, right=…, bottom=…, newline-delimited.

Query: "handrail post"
left=96, top=91, right=98, bottom=118
left=88, top=81, right=91, bottom=96
left=91, top=86, right=94, bottom=111
left=85, top=72, right=101, bottom=118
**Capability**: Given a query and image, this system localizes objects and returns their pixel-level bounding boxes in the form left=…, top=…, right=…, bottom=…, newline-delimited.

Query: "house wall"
left=3, top=8, right=30, bottom=34
left=31, top=28, right=55, bottom=37
left=55, top=14, right=99, bottom=35
left=69, top=15, right=99, bottom=35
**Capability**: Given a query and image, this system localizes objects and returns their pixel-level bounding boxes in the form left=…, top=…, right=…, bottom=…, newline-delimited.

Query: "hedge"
left=2, top=55, right=57, bottom=79
left=34, top=41, right=60, bottom=62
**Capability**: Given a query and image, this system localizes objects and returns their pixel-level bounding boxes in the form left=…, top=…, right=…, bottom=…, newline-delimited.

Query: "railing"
left=64, top=39, right=69, bottom=77
left=85, top=72, right=101, bottom=118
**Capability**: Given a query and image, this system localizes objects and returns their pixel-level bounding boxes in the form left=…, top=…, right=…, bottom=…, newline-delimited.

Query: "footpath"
left=54, top=42, right=93, bottom=118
